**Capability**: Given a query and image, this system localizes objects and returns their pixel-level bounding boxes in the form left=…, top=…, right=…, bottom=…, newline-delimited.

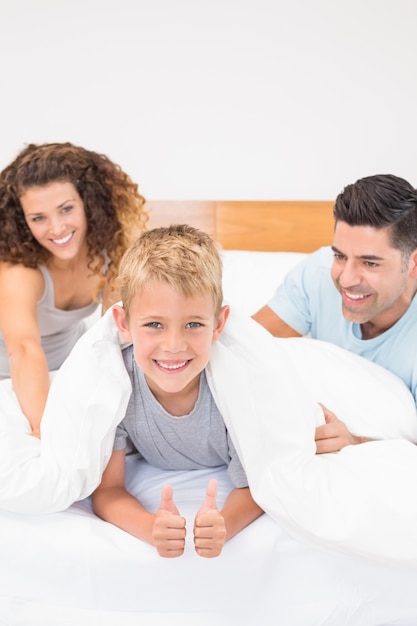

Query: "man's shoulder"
left=309, top=246, right=334, bottom=265
left=297, top=246, right=334, bottom=286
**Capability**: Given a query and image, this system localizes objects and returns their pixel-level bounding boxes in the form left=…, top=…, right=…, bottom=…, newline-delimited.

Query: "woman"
left=0, top=142, right=148, bottom=437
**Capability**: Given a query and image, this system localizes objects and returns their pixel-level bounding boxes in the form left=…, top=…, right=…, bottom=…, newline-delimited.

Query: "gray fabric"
left=0, top=265, right=99, bottom=378
left=114, top=345, right=248, bottom=488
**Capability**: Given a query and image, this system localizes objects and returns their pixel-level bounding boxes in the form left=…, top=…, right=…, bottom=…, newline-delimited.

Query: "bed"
left=2, top=200, right=417, bottom=626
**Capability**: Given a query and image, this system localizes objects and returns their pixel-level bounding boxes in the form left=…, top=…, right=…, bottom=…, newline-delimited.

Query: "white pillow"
left=221, top=250, right=306, bottom=315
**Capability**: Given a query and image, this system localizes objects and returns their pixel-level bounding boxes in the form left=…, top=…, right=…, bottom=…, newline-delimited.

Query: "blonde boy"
left=92, top=225, right=263, bottom=558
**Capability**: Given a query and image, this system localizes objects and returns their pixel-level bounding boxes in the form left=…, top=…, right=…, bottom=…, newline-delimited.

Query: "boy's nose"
left=162, top=330, right=186, bottom=352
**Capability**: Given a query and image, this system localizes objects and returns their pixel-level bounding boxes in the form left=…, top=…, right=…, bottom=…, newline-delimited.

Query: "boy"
left=92, top=225, right=263, bottom=558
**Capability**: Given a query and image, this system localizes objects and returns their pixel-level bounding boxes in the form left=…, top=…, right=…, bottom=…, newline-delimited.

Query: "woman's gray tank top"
left=0, top=265, right=99, bottom=379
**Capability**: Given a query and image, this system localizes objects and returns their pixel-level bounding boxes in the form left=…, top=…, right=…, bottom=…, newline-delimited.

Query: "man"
left=253, top=174, right=417, bottom=453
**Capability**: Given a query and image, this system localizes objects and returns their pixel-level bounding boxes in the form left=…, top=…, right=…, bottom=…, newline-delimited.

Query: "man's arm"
left=252, top=305, right=301, bottom=338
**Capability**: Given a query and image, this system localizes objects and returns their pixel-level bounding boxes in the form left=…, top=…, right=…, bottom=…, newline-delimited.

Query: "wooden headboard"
left=145, top=200, right=334, bottom=252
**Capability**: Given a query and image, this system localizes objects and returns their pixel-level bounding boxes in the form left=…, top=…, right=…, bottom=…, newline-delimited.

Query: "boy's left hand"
left=193, top=479, right=226, bottom=558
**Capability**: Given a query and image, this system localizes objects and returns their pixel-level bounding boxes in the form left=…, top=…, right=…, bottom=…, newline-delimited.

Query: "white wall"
left=1, top=0, right=416, bottom=200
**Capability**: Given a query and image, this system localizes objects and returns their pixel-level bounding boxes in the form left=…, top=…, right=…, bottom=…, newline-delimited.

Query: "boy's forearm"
left=221, top=487, right=263, bottom=541
left=92, top=486, right=156, bottom=544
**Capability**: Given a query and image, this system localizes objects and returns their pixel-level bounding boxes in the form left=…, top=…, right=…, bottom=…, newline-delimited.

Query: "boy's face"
left=113, top=281, right=229, bottom=403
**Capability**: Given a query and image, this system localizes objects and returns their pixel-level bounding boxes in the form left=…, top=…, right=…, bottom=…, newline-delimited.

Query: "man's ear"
left=409, top=248, right=417, bottom=279
left=112, top=304, right=132, bottom=342
left=212, top=305, right=230, bottom=343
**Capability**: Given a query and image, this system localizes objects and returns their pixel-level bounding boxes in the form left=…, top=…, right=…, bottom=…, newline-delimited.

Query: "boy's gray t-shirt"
left=114, top=345, right=248, bottom=488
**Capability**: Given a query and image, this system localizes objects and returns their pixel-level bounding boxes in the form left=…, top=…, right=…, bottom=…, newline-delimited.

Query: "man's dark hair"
left=333, top=174, right=417, bottom=257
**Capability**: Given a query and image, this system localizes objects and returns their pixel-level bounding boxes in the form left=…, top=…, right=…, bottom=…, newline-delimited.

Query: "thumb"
left=318, top=402, right=337, bottom=424
left=198, top=478, right=218, bottom=515
left=158, top=484, right=179, bottom=516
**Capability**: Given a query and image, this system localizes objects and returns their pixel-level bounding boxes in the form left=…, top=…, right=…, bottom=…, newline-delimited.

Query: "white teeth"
left=345, top=292, right=367, bottom=301
left=53, top=233, right=73, bottom=245
left=156, top=361, right=187, bottom=370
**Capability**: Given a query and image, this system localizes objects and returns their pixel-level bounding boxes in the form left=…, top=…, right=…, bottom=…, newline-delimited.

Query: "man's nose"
left=338, top=262, right=361, bottom=287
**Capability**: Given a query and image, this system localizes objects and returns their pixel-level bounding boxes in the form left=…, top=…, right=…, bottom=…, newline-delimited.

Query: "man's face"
left=330, top=221, right=416, bottom=336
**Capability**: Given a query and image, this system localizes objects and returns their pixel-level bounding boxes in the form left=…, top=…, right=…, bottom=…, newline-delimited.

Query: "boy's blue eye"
left=146, top=322, right=162, bottom=328
left=186, top=322, right=202, bottom=328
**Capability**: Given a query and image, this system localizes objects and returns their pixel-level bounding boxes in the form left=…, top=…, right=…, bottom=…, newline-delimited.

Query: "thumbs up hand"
left=193, top=479, right=226, bottom=558
left=153, top=484, right=186, bottom=558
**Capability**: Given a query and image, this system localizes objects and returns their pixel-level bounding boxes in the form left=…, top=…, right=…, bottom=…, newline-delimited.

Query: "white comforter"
left=1, top=307, right=417, bottom=566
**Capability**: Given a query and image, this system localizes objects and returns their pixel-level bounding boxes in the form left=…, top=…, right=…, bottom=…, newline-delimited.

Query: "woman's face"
left=20, top=181, right=88, bottom=260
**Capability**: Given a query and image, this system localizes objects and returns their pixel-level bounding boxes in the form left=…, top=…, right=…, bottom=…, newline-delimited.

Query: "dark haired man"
left=253, top=174, right=417, bottom=453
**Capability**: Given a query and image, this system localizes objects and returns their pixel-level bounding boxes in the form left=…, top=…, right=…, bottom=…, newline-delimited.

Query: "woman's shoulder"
left=0, top=260, right=42, bottom=277
left=0, top=262, right=44, bottom=299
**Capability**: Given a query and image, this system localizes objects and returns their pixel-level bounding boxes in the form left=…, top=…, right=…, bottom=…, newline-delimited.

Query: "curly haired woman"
left=0, top=142, right=148, bottom=437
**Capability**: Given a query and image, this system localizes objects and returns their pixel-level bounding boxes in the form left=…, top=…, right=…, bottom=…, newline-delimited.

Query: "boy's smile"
left=113, top=281, right=229, bottom=414
left=154, top=359, right=191, bottom=373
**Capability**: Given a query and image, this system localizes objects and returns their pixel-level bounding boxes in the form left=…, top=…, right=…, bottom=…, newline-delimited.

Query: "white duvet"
left=1, top=306, right=417, bottom=566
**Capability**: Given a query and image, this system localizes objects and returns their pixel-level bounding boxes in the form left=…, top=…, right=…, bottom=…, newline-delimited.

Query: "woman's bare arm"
left=0, top=263, right=50, bottom=437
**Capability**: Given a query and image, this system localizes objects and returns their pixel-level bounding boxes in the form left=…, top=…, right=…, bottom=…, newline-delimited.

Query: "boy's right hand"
left=152, top=484, right=186, bottom=558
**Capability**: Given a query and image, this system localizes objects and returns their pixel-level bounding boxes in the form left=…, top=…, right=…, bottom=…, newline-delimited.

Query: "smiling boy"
left=92, top=225, right=263, bottom=558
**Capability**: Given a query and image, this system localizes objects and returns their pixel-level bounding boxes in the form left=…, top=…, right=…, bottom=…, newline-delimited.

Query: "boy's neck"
left=145, top=373, right=201, bottom=417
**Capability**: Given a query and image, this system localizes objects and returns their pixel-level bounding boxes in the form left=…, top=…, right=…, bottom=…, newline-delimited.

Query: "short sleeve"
left=226, top=431, right=248, bottom=488
left=267, top=247, right=332, bottom=336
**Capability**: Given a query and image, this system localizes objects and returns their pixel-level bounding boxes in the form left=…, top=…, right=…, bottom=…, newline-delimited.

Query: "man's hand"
left=315, top=403, right=367, bottom=454
left=194, top=479, right=226, bottom=558
left=152, top=484, right=186, bottom=558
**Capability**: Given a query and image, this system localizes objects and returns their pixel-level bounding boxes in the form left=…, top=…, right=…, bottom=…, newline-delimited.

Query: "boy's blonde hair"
left=118, top=224, right=223, bottom=317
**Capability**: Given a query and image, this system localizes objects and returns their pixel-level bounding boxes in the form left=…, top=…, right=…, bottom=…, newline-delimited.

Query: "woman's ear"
left=112, top=304, right=132, bottom=342
left=212, top=305, right=230, bottom=343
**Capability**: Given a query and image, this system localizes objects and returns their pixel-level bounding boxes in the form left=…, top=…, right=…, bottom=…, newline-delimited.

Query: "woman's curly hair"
left=0, top=142, right=148, bottom=299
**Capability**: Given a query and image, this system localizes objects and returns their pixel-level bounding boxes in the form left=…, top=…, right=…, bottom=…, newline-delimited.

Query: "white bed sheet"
left=2, top=249, right=417, bottom=626
left=2, top=457, right=417, bottom=626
